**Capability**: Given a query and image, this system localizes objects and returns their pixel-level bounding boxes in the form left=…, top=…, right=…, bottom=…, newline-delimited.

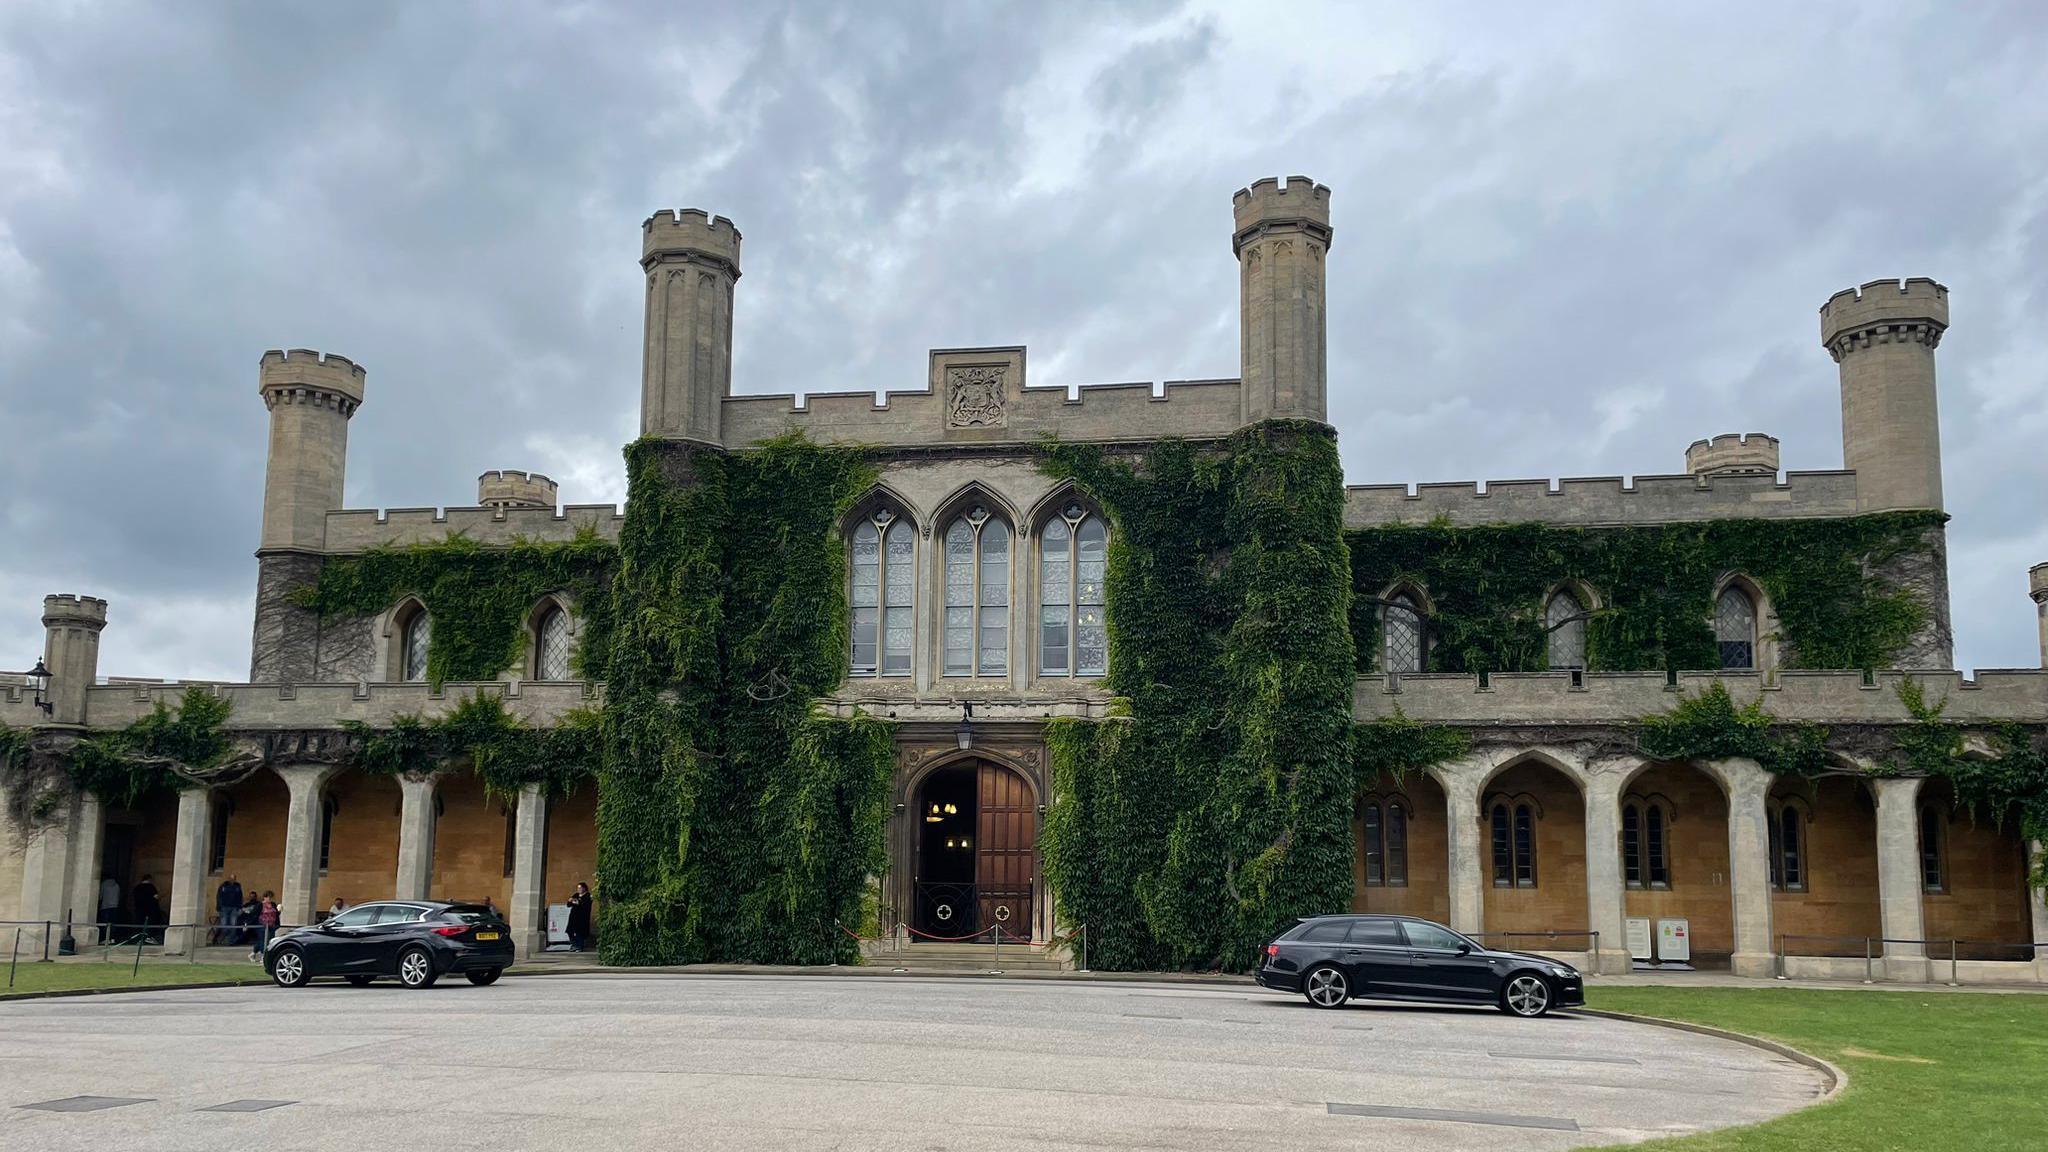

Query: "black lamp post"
left=28, top=657, right=52, bottom=716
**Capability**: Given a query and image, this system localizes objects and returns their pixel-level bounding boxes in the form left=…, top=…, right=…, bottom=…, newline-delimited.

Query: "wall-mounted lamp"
left=955, top=701, right=974, bottom=751
left=27, top=658, right=52, bottom=716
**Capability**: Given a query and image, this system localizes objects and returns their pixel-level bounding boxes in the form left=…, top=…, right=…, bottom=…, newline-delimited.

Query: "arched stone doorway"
left=1620, top=760, right=1733, bottom=967
left=1480, top=758, right=1588, bottom=944
left=908, top=758, right=1037, bottom=940
left=1770, top=775, right=1880, bottom=958
left=1919, top=778, right=2032, bottom=961
left=1352, top=771, right=1448, bottom=923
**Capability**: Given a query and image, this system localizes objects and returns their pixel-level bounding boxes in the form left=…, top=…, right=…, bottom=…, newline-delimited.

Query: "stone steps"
left=863, top=941, right=1069, bottom=973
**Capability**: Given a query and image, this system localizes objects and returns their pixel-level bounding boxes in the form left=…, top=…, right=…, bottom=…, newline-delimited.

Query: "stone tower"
left=40, top=594, right=106, bottom=727
left=251, top=348, right=364, bottom=683
left=477, top=469, right=558, bottom=509
left=1234, top=176, right=1332, bottom=426
left=640, top=209, right=740, bottom=444
left=1820, top=279, right=1948, bottom=513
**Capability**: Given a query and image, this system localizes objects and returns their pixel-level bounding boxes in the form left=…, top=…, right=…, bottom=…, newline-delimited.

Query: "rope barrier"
left=834, top=920, right=1058, bottom=947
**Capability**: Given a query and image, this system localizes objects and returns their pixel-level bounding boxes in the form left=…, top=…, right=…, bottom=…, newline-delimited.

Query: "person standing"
left=325, top=896, right=346, bottom=922
left=249, top=891, right=280, bottom=960
left=215, top=874, right=243, bottom=946
left=132, top=874, right=162, bottom=943
left=97, top=874, right=122, bottom=940
left=565, top=882, right=593, bottom=952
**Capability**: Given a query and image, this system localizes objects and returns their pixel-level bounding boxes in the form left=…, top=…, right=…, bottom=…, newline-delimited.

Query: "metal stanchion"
left=1775, top=934, right=1787, bottom=980
left=1080, top=924, right=1089, bottom=973
left=42, top=920, right=51, bottom=963
left=1863, top=936, right=1874, bottom=984
left=1949, top=939, right=1960, bottom=986
left=132, top=931, right=145, bottom=978
left=7, top=928, right=19, bottom=989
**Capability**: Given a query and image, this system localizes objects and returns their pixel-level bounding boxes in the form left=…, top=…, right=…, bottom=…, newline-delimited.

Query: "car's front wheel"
left=270, top=947, right=309, bottom=989
left=397, top=946, right=438, bottom=989
left=1302, top=965, right=1350, bottom=1009
left=1500, top=972, right=1552, bottom=1018
left=465, top=968, right=502, bottom=986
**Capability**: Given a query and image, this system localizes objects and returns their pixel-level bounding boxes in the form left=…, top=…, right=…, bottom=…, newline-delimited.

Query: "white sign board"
left=545, top=902, right=571, bottom=946
left=1625, top=917, right=1653, bottom=961
left=1656, top=918, right=1691, bottom=963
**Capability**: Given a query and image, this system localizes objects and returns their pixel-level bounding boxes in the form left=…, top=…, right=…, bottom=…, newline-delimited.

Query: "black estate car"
left=264, top=900, right=514, bottom=989
left=1256, top=914, right=1584, bottom=1017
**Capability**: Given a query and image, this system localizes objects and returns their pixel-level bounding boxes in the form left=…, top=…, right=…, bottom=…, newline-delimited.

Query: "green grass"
left=0, top=961, right=267, bottom=998
left=1589, top=986, right=2048, bottom=1151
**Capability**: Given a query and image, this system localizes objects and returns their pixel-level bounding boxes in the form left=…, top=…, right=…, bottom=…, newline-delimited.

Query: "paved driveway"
left=0, top=973, right=1825, bottom=1151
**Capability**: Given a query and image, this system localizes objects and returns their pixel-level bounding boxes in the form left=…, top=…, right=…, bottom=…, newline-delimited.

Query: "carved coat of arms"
left=946, top=366, right=1007, bottom=427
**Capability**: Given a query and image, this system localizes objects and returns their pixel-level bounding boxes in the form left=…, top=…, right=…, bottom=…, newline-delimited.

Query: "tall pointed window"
left=534, top=605, right=573, bottom=680
left=1546, top=590, right=1586, bottom=671
left=944, top=506, right=1009, bottom=677
left=1383, top=592, right=1425, bottom=674
left=1491, top=801, right=1537, bottom=888
left=402, top=609, right=431, bottom=683
left=1360, top=798, right=1409, bottom=888
left=1039, top=504, right=1108, bottom=677
left=851, top=509, right=915, bottom=677
left=1715, top=585, right=1757, bottom=670
left=1770, top=805, right=1804, bottom=891
left=1919, top=805, right=1945, bottom=892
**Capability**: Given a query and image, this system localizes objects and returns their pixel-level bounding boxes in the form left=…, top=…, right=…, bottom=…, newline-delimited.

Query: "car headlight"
left=1549, top=965, right=1576, bottom=978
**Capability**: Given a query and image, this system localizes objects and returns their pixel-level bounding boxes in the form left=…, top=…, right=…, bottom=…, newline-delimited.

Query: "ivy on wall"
left=292, top=530, right=619, bottom=688
left=1347, top=512, right=1945, bottom=674
left=1039, top=421, right=1362, bottom=972
left=1636, top=682, right=1830, bottom=777
left=1, top=688, right=249, bottom=829
left=595, top=434, right=897, bottom=967
left=342, top=692, right=601, bottom=801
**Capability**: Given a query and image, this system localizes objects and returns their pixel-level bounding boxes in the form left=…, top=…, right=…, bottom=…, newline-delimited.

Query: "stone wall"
left=1344, top=469, right=1860, bottom=528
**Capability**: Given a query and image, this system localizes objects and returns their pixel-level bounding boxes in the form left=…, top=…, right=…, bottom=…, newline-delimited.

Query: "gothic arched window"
left=1491, top=801, right=1537, bottom=888
left=1383, top=591, right=1425, bottom=674
left=1546, top=589, right=1586, bottom=671
left=1715, top=585, right=1757, bottom=670
left=402, top=609, right=431, bottom=683
left=1770, top=804, right=1805, bottom=891
left=1361, top=798, right=1409, bottom=887
left=534, top=605, right=573, bottom=680
left=1919, top=804, right=1946, bottom=893
left=943, top=506, right=1009, bottom=677
left=851, top=508, right=915, bottom=677
left=1039, top=503, right=1108, bottom=677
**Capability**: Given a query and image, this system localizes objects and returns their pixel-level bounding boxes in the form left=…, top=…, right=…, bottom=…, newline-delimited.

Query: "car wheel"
left=1302, top=965, right=1350, bottom=1009
left=465, top=968, right=502, bottom=986
left=270, top=947, right=309, bottom=989
left=344, top=975, right=375, bottom=987
left=397, top=946, right=438, bottom=989
left=1500, top=972, right=1552, bottom=1018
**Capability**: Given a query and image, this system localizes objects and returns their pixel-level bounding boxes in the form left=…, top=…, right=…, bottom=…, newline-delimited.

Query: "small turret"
left=1686, top=432, right=1780, bottom=479
left=1820, top=278, right=1948, bottom=513
left=640, top=209, right=741, bottom=444
left=41, top=594, right=107, bottom=726
left=1233, top=176, right=1332, bottom=426
left=477, top=469, right=558, bottom=509
left=257, top=348, right=365, bottom=552
left=2030, top=562, right=2048, bottom=669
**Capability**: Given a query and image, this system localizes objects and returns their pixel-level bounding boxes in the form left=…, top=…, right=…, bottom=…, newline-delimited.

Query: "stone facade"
left=6, top=175, right=2046, bottom=981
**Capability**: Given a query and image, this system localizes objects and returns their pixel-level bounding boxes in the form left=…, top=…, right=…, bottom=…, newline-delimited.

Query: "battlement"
left=1231, top=175, right=1332, bottom=252
left=258, top=347, right=366, bottom=406
left=642, top=208, right=742, bottom=271
left=1820, top=278, right=1949, bottom=348
left=66, top=679, right=603, bottom=732
left=1344, top=468, right=1861, bottom=528
left=323, top=502, right=624, bottom=552
left=477, top=469, right=559, bottom=509
left=1686, top=432, right=1780, bottom=478
left=41, top=593, right=108, bottom=627
left=2031, top=562, right=2048, bottom=602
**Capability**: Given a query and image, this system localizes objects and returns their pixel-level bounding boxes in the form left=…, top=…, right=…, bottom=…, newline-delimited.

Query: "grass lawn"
left=1, top=961, right=268, bottom=998
left=1588, top=985, right=2048, bottom=1150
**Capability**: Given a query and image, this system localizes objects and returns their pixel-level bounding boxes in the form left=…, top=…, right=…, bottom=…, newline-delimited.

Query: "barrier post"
left=1949, top=939, right=1959, bottom=986
left=133, top=931, right=145, bottom=978
left=1775, top=934, right=1787, bottom=980
left=1863, top=937, right=1874, bottom=984
left=43, top=920, right=51, bottom=962
left=8, top=928, right=19, bottom=989
left=1080, top=925, right=1089, bottom=973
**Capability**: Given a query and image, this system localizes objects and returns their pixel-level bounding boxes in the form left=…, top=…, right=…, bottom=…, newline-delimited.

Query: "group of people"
left=210, top=875, right=282, bottom=956
left=96, top=874, right=163, bottom=943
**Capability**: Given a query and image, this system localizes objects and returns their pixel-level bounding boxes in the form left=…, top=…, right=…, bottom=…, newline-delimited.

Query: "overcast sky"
left=3, top=1, right=2045, bottom=682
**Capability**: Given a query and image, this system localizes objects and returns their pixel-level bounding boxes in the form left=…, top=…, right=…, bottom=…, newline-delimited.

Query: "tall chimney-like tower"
left=1820, top=279, right=1948, bottom=513
left=1234, top=176, right=1332, bottom=426
left=641, top=209, right=740, bottom=444
left=257, top=349, right=364, bottom=551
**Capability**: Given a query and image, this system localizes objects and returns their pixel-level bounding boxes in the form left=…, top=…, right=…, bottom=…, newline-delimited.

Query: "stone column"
left=2028, top=843, right=2048, bottom=982
left=16, top=794, right=78, bottom=955
left=1581, top=769, right=1631, bottom=975
left=510, top=784, right=549, bottom=958
left=277, top=763, right=339, bottom=927
left=1441, top=766, right=1486, bottom=937
left=64, top=793, right=105, bottom=949
left=164, top=788, right=213, bottom=954
left=394, top=774, right=441, bottom=900
left=1718, top=758, right=1777, bottom=978
left=1873, top=776, right=1928, bottom=981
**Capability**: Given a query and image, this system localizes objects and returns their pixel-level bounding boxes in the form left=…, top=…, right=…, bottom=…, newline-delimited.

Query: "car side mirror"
left=1455, top=943, right=1472, bottom=956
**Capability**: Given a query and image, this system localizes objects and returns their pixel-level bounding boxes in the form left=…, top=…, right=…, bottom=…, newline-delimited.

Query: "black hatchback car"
left=265, top=900, right=514, bottom=989
left=1256, top=914, right=1583, bottom=1017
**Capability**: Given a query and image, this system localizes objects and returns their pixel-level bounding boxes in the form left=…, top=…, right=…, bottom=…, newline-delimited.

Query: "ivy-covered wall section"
left=1346, top=512, right=1947, bottom=674
left=595, top=435, right=896, bottom=967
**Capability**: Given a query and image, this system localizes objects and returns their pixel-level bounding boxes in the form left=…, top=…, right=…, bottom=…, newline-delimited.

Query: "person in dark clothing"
left=565, top=882, right=593, bottom=952
left=132, top=875, right=162, bottom=943
left=214, top=875, right=244, bottom=946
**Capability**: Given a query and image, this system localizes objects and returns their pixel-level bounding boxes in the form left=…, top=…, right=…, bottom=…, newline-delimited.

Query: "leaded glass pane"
left=1384, top=594, right=1422, bottom=674
left=1920, top=806, right=1943, bottom=891
left=1385, top=804, right=1407, bottom=885
left=537, top=608, right=573, bottom=680
left=1076, top=609, right=1106, bottom=676
left=978, top=522, right=1008, bottom=675
left=1646, top=805, right=1668, bottom=885
left=1513, top=804, right=1536, bottom=886
left=881, top=520, right=913, bottom=676
left=1362, top=803, right=1383, bottom=885
left=1546, top=591, right=1585, bottom=670
left=1491, top=804, right=1511, bottom=886
left=851, top=606, right=879, bottom=674
left=883, top=606, right=912, bottom=676
left=403, top=612, right=430, bottom=682
left=1077, top=517, right=1106, bottom=607
left=1622, top=804, right=1641, bottom=886
left=1040, top=607, right=1069, bottom=673
left=1715, top=586, right=1755, bottom=670
left=1781, top=809, right=1802, bottom=889
left=851, top=523, right=879, bottom=609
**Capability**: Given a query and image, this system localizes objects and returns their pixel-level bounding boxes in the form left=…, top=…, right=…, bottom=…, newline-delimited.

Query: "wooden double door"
left=973, top=762, right=1036, bottom=939
left=913, top=760, right=1037, bottom=939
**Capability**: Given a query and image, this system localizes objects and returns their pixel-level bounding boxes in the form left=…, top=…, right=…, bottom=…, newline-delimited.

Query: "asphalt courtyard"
left=0, top=973, right=1826, bottom=1151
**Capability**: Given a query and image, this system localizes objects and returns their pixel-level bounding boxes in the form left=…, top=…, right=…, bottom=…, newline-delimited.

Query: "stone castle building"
left=5, top=175, right=2048, bottom=982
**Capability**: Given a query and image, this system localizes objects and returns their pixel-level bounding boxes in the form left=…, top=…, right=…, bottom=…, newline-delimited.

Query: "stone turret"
left=2031, top=562, right=2048, bottom=669
left=1686, top=432, right=1780, bottom=479
left=257, top=349, right=365, bottom=552
left=1234, top=176, right=1332, bottom=426
left=41, top=594, right=106, bottom=727
left=478, top=469, right=558, bottom=509
left=1821, top=279, right=1948, bottom=513
left=641, top=208, right=741, bottom=444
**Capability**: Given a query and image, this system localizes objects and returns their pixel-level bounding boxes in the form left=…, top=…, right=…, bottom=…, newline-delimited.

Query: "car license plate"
left=475, top=932, right=500, bottom=941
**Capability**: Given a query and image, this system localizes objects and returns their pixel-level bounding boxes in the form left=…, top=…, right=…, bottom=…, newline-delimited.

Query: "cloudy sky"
left=2, top=1, right=2045, bottom=681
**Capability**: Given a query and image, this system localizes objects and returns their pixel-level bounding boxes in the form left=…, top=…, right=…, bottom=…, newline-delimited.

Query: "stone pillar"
left=2028, top=843, right=2048, bottom=982
left=2030, top=564, right=2047, bottom=668
left=277, top=763, right=339, bottom=927
left=1582, top=770, right=1631, bottom=975
left=164, top=788, right=213, bottom=954
left=394, top=774, right=441, bottom=900
left=1441, top=766, right=1486, bottom=937
left=1233, top=176, right=1332, bottom=426
left=640, top=209, right=740, bottom=443
left=1873, top=776, right=1928, bottom=981
left=16, top=794, right=78, bottom=955
left=1718, top=758, right=1777, bottom=978
left=510, top=784, right=549, bottom=958
left=64, top=793, right=105, bottom=949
